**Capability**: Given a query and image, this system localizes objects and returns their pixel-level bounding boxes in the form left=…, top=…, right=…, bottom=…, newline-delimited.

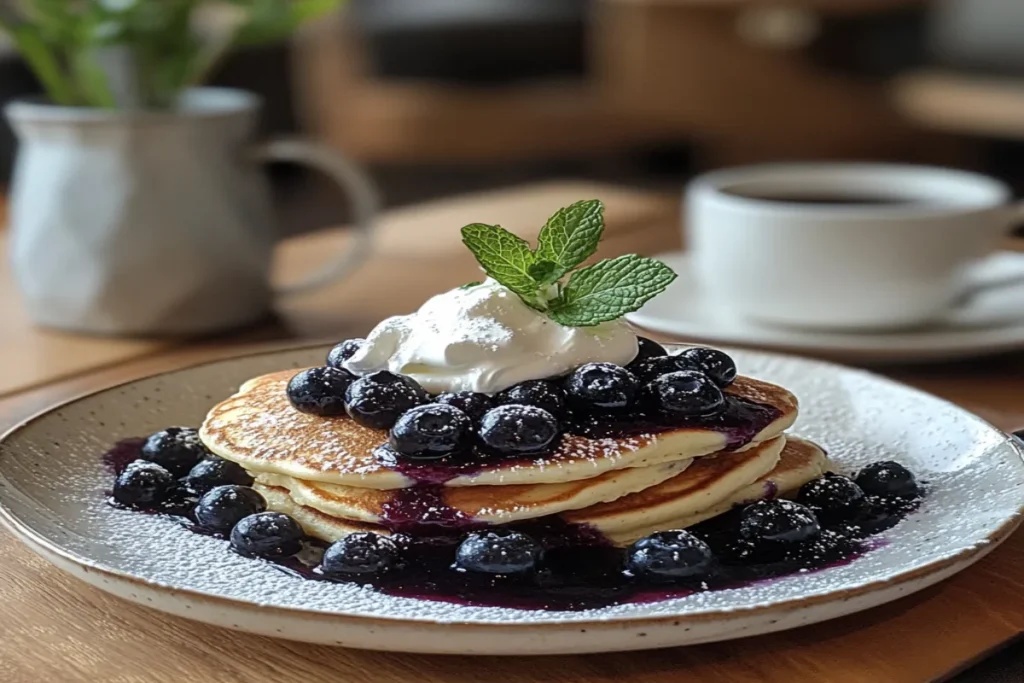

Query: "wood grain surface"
left=1, top=182, right=1023, bottom=682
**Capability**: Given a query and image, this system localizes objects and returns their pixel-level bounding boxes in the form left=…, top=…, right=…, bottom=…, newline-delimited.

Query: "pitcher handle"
left=251, top=138, right=379, bottom=296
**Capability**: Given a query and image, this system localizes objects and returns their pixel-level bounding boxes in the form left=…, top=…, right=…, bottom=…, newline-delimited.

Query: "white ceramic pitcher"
left=4, top=88, right=378, bottom=335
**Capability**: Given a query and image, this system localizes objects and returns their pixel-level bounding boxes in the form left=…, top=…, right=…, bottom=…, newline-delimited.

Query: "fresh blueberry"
left=184, top=456, right=254, bottom=495
left=626, top=529, right=714, bottom=580
left=326, top=338, right=365, bottom=368
left=850, top=494, right=921, bottom=535
left=855, top=461, right=921, bottom=498
left=140, top=427, right=209, bottom=477
left=797, top=473, right=866, bottom=521
left=113, top=459, right=175, bottom=507
left=287, top=366, right=354, bottom=417
left=345, top=371, right=428, bottom=430
left=455, top=529, right=542, bottom=574
left=627, top=355, right=693, bottom=384
left=794, top=528, right=858, bottom=565
left=676, top=347, right=737, bottom=388
left=640, top=370, right=725, bottom=416
left=495, top=380, right=566, bottom=418
left=634, top=336, right=668, bottom=363
left=194, top=485, right=266, bottom=534
left=321, top=532, right=401, bottom=576
left=739, top=499, right=821, bottom=544
left=434, top=391, right=494, bottom=424
left=563, top=363, right=638, bottom=412
left=478, top=404, right=560, bottom=456
left=229, top=512, right=304, bottom=558
left=389, top=404, right=473, bottom=459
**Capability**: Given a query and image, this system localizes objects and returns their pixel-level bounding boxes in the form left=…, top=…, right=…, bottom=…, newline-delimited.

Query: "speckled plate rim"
left=1, top=343, right=1023, bottom=648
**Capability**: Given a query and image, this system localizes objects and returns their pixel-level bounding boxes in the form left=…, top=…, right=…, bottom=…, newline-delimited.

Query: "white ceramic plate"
left=1, top=345, right=1022, bottom=654
left=627, top=251, right=1024, bottom=364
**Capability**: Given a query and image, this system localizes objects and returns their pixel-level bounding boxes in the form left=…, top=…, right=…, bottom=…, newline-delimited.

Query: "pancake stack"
left=200, top=369, right=825, bottom=547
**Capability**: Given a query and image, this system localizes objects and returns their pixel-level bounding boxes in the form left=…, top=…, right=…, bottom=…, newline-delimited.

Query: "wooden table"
left=1, top=182, right=1023, bottom=682
left=892, top=70, right=1024, bottom=141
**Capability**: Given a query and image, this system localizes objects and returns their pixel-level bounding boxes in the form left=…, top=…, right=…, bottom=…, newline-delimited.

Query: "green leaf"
left=235, top=0, right=342, bottom=45
left=70, top=49, right=116, bottom=108
left=458, top=281, right=482, bottom=290
left=6, top=23, right=77, bottom=105
left=527, top=259, right=559, bottom=285
left=460, top=223, right=538, bottom=298
left=548, top=254, right=677, bottom=327
left=535, top=199, right=604, bottom=280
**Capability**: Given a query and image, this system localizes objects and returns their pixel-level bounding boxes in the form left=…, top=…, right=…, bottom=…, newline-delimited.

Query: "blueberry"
left=230, top=512, right=304, bottom=558
left=389, top=404, right=473, bottom=459
left=194, top=485, right=266, bottom=534
left=564, top=362, right=638, bottom=412
left=739, top=499, right=821, bottom=544
left=140, top=427, right=209, bottom=477
left=855, top=461, right=921, bottom=498
left=641, top=370, right=725, bottom=416
left=321, top=532, right=401, bottom=576
left=185, top=456, right=254, bottom=495
left=633, top=336, right=668, bottom=363
left=797, top=473, right=866, bottom=521
left=478, top=404, right=560, bottom=456
left=455, top=529, right=542, bottom=574
left=434, top=391, right=494, bottom=424
left=795, top=528, right=858, bottom=566
left=626, top=529, right=714, bottom=580
left=286, top=366, right=354, bottom=417
left=627, top=355, right=693, bottom=384
left=495, top=380, right=566, bottom=417
left=113, top=459, right=174, bottom=507
left=676, top=347, right=737, bottom=388
left=326, top=338, right=365, bottom=368
left=345, top=371, right=428, bottom=430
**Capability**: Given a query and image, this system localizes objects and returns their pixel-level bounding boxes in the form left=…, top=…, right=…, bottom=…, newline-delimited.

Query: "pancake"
left=201, top=370, right=798, bottom=489
left=254, top=455, right=693, bottom=527
left=255, top=483, right=387, bottom=541
left=595, top=437, right=828, bottom=546
left=564, top=436, right=786, bottom=534
left=255, top=437, right=821, bottom=548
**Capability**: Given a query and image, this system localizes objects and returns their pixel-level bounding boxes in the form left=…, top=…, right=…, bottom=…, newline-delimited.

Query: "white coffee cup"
left=685, top=163, right=1021, bottom=330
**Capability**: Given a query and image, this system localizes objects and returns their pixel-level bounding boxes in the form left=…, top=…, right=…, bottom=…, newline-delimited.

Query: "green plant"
left=0, top=0, right=342, bottom=109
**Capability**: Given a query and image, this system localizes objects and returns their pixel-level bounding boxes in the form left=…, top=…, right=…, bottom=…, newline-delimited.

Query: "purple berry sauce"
left=103, top=435, right=919, bottom=611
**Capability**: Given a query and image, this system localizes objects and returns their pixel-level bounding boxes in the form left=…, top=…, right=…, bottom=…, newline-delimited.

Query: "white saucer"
left=627, top=251, right=1024, bottom=364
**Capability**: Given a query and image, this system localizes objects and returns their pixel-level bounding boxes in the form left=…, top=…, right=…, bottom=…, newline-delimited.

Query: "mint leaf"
left=459, top=281, right=482, bottom=290
left=527, top=259, right=559, bottom=284
left=535, top=199, right=604, bottom=280
left=461, top=223, right=538, bottom=298
left=548, top=255, right=677, bottom=326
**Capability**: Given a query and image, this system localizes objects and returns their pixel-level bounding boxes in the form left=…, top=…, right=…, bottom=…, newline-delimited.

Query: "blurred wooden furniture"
left=294, top=1, right=954, bottom=167
left=594, top=0, right=946, bottom=164
left=893, top=69, right=1024, bottom=140
left=294, top=13, right=657, bottom=164
left=2, top=179, right=1024, bottom=682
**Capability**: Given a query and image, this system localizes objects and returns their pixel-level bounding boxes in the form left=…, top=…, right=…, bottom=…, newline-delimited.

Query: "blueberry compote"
left=104, top=436, right=923, bottom=611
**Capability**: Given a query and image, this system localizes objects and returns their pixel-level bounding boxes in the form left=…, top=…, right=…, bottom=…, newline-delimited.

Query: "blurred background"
left=4, top=0, right=1024, bottom=234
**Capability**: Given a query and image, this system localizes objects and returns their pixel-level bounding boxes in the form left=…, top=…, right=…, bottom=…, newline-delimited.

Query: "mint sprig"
left=459, top=200, right=676, bottom=326
left=547, top=255, right=677, bottom=326
left=535, top=199, right=604, bottom=282
left=461, top=223, right=542, bottom=305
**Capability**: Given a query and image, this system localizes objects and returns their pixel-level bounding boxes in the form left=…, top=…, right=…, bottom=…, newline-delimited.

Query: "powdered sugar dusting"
left=0, top=346, right=1022, bottom=629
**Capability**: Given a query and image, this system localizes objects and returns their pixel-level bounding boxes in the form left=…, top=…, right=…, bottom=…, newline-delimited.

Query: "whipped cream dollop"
left=343, top=279, right=638, bottom=394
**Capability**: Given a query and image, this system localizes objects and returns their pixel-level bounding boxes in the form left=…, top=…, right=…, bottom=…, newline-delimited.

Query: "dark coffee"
left=724, top=189, right=916, bottom=205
